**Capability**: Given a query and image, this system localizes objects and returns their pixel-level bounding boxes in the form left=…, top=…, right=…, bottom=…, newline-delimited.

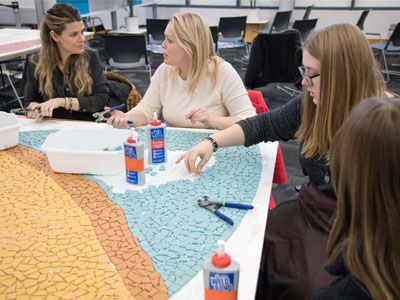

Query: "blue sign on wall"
left=56, top=0, right=89, bottom=15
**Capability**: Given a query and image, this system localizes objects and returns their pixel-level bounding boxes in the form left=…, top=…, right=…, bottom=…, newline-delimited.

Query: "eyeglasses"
left=298, top=66, right=320, bottom=87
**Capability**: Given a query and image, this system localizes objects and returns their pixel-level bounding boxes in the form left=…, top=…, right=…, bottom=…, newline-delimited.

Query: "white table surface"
left=110, top=28, right=147, bottom=35
left=17, top=117, right=277, bottom=300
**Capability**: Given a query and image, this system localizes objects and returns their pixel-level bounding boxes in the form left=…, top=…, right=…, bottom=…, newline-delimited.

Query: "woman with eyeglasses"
left=177, top=24, right=390, bottom=299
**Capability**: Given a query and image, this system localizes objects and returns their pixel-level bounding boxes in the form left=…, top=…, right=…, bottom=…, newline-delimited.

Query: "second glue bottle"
left=123, top=128, right=146, bottom=185
left=203, top=240, right=240, bottom=300
left=146, top=112, right=167, bottom=164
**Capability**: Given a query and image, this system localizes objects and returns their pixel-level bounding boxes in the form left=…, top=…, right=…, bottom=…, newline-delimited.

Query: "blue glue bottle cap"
left=211, top=240, right=231, bottom=268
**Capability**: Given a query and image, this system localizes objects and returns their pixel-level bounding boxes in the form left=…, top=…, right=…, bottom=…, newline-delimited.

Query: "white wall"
left=144, top=6, right=399, bottom=37
left=0, top=1, right=398, bottom=37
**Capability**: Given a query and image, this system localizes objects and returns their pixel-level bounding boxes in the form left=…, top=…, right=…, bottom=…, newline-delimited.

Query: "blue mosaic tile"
left=22, top=128, right=262, bottom=295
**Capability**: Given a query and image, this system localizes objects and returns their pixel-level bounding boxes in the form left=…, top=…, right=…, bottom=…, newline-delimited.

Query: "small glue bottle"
left=146, top=112, right=167, bottom=164
left=203, top=240, right=239, bottom=300
left=123, top=128, right=146, bottom=185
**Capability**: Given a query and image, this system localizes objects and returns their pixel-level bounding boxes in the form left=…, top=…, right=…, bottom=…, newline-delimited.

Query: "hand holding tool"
left=93, top=104, right=134, bottom=126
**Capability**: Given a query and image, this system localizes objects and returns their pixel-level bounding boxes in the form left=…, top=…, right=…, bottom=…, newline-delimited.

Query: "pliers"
left=10, top=107, right=41, bottom=115
left=93, top=103, right=134, bottom=126
left=197, top=196, right=254, bottom=225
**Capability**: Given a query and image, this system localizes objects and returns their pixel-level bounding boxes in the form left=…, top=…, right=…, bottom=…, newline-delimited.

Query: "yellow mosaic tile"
left=0, top=152, right=136, bottom=299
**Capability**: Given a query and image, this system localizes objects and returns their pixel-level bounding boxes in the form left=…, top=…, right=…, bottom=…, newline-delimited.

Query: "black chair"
left=356, top=9, right=371, bottom=31
left=103, top=35, right=152, bottom=82
left=244, top=30, right=302, bottom=93
left=217, top=16, right=247, bottom=48
left=146, top=19, right=169, bottom=45
left=269, top=11, right=292, bottom=33
left=303, top=5, right=314, bottom=20
left=209, top=26, right=219, bottom=52
left=369, top=23, right=400, bottom=82
left=292, top=18, right=318, bottom=41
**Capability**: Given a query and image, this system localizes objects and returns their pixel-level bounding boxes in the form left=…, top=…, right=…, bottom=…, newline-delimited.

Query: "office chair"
left=292, top=18, right=318, bottom=41
left=217, top=16, right=248, bottom=63
left=303, top=5, right=314, bottom=20
left=244, top=30, right=302, bottom=94
left=356, top=9, right=371, bottom=31
left=269, top=11, right=292, bottom=33
left=369, top=23, right=400, bottom=82
left=103, top=35, right=152, bottom=82
left=146, top=19, right=169, bottom=45
left=209, top=26, right=219, bottom=52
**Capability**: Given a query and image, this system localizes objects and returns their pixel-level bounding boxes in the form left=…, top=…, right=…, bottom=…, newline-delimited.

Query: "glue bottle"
left=203, top=240, right=239, bottom=300
left=146, top=112, right=167, bottom=164
left=123, top=128, right=146, bottom=185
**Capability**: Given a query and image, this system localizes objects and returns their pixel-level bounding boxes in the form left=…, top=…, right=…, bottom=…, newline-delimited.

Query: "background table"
left=0, top=28, right=94, bottom=60
left=0, top=118, right=277, bottom=300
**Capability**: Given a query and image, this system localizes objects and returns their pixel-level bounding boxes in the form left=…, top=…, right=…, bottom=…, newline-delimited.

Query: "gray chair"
left=356, top=9, right=371, bottom=31
left=369, top=23, right=400, bottom=82
left=146, top=19, right=169, bottom=47
left=103, top=35, right=152, bottom=82
left=292, top=18, right=318, bottom=41
left=303, top=5, right=314, bottom=20
left=269, top=11, right=292, bottom=33
left=217, top=16, right=248, bottom=62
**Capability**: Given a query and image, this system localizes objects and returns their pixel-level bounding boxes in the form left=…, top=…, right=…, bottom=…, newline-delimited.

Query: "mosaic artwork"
left=0, top=128, right=262, bottom=299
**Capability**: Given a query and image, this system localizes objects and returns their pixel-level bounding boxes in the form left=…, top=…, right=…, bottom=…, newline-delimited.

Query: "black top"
left=237, top=94, right=335, bottom=198
left=24, top=49, right=109, bottom=121
left=313, top=254, right=372, bottom=300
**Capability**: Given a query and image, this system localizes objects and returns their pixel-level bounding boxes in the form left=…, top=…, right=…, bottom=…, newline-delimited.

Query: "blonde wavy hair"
left=329, top=97, right=400, bottom=300
left=295, top=24, right=386, bottom=159
left=33, top=3, right=93, bottom=98
left=168, top=12, right=222, bottom=94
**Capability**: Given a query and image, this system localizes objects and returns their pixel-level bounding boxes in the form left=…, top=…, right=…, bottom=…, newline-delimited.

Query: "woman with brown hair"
left=177, top=24, right=389, bottom=299
left=24, top=3, right=109, bottom=121
left=315, top=97, right=400, bottom=300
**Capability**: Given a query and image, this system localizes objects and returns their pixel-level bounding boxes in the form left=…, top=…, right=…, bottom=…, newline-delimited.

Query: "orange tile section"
left=0, top=151, right=134, bottom=299
left=3, top=145, right=169, bottom=300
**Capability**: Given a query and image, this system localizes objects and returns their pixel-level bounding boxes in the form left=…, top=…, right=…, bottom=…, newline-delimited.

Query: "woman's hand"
left=185, top=107, right=216, bottom=129
left=29, top=98, right=64, bottom=119
left=105, top=106, right=130, bottom=128
left=26, top=102, right=42, bottom=120
left=175, top=140, right=214, bottom=175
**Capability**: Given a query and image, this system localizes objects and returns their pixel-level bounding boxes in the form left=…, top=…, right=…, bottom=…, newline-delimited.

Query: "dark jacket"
left=24, top=49, right=109, bottom=121
left=256, top=180, right=337, bottom=300
left=314, top=254, right=372, bottom=300
left=244, top=30, right=302, bottom=89
left=105, top=72, right=142, bottom=112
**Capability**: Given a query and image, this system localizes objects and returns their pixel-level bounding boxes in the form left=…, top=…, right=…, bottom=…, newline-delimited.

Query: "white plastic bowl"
left=41, top=128, right=130, bottom=175
left=0, top=112, right=20, bottom=150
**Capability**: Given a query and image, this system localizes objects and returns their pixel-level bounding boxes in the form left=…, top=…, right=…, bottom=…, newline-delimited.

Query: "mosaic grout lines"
left=0, top=150, right=135, bottom=299
left=5, top=129, right=262, bottom=297
left=4, top=145, right=169, bottom=300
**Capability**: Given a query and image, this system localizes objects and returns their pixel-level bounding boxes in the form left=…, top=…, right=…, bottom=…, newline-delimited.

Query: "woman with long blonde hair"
left=24, top=3, right=109, bottom=121
left=177, top=24, right=388, bottom=299
left=107, top=12, right=255, bottom=129
left=315, top=97, right=400, bottom=300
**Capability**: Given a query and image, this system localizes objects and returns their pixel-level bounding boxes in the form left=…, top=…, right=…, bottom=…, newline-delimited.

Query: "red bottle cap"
left=127, top=136, right=137, bottom=143
left=150, top=119, right=162, bottom=126
left=211, top=252, right=231, bottom=268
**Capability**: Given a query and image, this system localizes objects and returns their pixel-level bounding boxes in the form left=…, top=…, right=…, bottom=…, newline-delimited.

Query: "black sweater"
left=24, top=49, right=109, bottom=121
left=237, top=94, right=335, bottom=198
